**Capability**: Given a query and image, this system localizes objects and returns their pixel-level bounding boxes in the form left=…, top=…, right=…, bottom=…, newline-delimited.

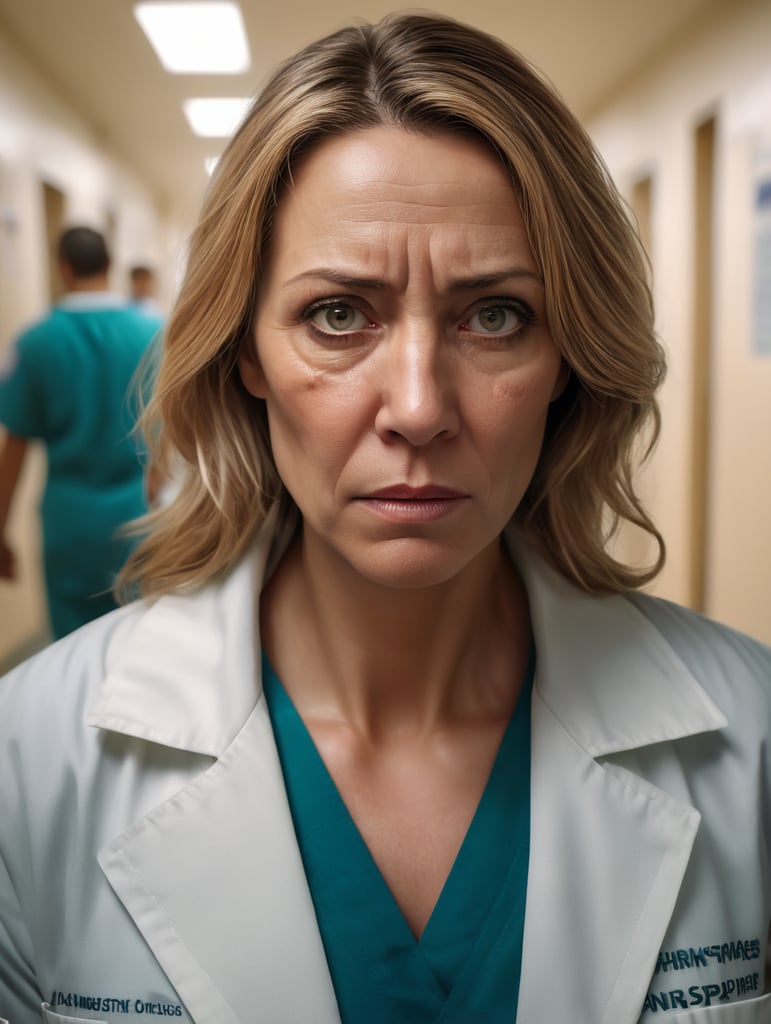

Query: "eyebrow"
left=446, top=269, right=543, bottom=292
left=284, top=267, right=543, bottom=291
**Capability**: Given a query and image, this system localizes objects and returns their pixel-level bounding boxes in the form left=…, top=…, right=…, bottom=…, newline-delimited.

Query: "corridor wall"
left=588, top=0, right=771, bottom=643
left=0, top=27, right=187, bottom=666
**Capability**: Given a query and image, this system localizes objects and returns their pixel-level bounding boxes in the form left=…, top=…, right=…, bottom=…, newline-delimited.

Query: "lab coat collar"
left=507, top=534, right=727, bottom=756
left=504, top=538, right=728, bottom=1022
left=90, top=521, right=726, bottom=759
left=88, top=511, right=285, bottom=755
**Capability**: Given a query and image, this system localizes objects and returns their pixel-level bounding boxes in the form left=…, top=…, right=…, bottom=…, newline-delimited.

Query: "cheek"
left=263, top=371, right=367, bottom=475
left=485, top=371, right=557, bottom=448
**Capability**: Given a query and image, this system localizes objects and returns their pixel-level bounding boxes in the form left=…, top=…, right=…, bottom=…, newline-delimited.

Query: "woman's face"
left=241, top=126, right=567, bottom=589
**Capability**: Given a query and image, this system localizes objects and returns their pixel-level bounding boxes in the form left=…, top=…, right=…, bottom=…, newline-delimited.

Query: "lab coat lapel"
left=92, top=523, right=727, bottom=1022
left=93, top=515, right=339, bottom=1023
left=509, top=536, right=726, bottom=1023
left=516, top=687, right=701, bottom=1023
left=98, top=697, right=340, bottom=1024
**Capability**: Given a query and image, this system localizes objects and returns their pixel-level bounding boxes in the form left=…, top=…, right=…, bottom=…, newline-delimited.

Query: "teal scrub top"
left=0, top=295, right=162, bottom=637
left=263, top=649, right=534, bottom=1023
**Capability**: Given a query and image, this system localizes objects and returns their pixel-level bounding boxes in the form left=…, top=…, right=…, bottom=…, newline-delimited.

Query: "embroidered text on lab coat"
left=643, top=971, right=760, bottom=1012
left=50, top=991, right=183, bottom=1016
left=654, top=937, right=761, bottom=973
left=643, top=937, right=762, bottom=1012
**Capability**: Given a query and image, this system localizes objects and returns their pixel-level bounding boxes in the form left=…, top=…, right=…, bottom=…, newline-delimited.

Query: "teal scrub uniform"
left=0, top=295, right=162, bottom=638
left=263, top=650, right=534, bottom=1022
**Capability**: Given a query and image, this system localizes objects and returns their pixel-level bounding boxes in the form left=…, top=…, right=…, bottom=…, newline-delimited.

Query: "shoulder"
left=111, top=305, right=164, bottom=337
left=0, top=602, right=145, bottom=755
left=2, top=311, right=58, bottom=358
left=134, top=307, right=165, bottom=332
left=0, top=601, right=172, bottom=888
left=20, top=306, right=75, bottom=339
left=1, top=311, right=85, bottom=379
left=625, top=591, right=771, bottom=676
left=0, top=606, right=149, bottom=889
left=625, top=591, right=771, bottom=716
left=0, top=315, right=64, bottom=428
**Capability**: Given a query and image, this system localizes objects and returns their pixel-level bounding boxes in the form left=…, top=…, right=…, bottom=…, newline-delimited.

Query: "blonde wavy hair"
left=120, top=12, right=666, bottom=599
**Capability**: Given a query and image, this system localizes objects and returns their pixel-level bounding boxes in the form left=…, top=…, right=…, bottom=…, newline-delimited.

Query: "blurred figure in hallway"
left=129, top=263, right=163, bottom=318
left=0, top=226, right=162, bottom=640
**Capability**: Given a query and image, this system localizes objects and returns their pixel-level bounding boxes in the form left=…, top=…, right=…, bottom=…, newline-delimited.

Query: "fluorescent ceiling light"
left=134, top=2, right=250, bottom=74
left=183, top=97, right=250, bottom=137
left=205, top=156, right=220, bottom=176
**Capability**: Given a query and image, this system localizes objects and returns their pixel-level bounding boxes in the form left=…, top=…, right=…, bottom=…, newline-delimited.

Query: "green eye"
left=468, top=306, right=519, bottom=333
left=313, top=304, right=365, bottom=332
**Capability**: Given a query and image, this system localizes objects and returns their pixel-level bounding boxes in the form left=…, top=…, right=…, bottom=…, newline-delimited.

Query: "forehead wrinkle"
left=269, top=131, right=538, bottom=293
left=277, top=224, right=540, bottom=297
left=326, top=193, right=518, bottom=227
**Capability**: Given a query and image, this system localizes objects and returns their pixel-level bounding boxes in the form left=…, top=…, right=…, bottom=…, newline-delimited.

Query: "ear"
left=58, top=260, right=75, bottom=291
left=550, top=360, right=571, bottom=403
left=238, top=341, right=268, bottom=399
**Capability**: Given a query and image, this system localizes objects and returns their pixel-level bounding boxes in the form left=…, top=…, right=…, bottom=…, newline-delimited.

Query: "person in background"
left=128, top=263, right=163, bottom=317
left=0, top=15, right=770, bottom=1023
left=0, top=226, right=162, bottom=640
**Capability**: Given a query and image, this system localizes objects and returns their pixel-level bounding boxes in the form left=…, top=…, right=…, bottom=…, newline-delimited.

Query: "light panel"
left=183, top=97, right=251, bottom=137
left=134, top=2, right=250, bottom=74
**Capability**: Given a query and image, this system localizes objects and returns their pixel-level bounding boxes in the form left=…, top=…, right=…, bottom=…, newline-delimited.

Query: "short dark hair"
left=130, top=265, right=154, bottom=281
left=58, top=227, right=110, bottom=277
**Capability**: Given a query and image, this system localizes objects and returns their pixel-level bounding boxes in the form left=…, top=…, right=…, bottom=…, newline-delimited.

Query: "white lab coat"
left=1, top=522, right=770, bottom=1024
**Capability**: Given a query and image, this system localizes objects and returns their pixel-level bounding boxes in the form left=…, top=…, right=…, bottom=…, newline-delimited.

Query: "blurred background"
left=0, top=0, right=769, bottom=669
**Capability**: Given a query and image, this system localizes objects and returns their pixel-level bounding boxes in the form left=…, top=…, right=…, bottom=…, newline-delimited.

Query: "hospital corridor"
left=1, top=3, right=771, bottom=1023
left=2, top=0, right=769, bottom=667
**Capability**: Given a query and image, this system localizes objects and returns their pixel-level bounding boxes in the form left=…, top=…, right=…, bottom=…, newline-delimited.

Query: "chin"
left=348, top=537, right=481, bottom=591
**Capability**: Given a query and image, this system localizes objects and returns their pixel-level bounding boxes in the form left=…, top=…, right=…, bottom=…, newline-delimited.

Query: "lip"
left=356, top=484, right=469, bottom=523
left=364, top=484, right=467, bottom=500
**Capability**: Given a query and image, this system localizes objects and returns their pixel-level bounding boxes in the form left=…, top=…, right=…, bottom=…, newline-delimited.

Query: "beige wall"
left=0, top=29, right=188, bottom=667
left=588, top=0, right=771, bottom=644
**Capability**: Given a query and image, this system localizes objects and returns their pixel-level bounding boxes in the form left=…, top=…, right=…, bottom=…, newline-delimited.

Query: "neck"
left=261, top=529, right=531, bottom=738
left=66, top=274, right=110, bottom=293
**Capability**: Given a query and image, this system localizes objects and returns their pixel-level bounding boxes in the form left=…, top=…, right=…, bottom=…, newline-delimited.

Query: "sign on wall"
left=753, top=146, right=771, bottom=356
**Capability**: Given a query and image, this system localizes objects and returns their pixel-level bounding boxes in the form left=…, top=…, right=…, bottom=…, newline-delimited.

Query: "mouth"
left=357, top=485, right=469, bottom=522
left=364, top=484, right=467, bottom=500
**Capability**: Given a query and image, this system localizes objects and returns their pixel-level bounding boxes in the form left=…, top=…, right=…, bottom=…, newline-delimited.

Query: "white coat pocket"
left=658, top=992, right=771, bottom=1021
left=41, top=1003, right=107, bottom=1023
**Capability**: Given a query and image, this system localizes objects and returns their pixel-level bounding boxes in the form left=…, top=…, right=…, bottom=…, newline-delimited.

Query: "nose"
left=373, top=326, right=459, bottom=447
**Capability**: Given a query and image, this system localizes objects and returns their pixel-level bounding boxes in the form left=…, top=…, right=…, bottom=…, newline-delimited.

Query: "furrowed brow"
left=447, top=268, right=542, bottom=292
left=286, top=268, right=387, bottom=290
left=284, top=266, right=542, bottom=291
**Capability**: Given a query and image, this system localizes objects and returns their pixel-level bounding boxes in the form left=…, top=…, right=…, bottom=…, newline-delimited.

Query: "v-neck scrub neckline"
left=262, top=649, right=534, bottom=1023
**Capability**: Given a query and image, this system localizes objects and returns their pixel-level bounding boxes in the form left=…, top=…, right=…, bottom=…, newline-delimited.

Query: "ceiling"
left=0, top=0, right=733, bottom=219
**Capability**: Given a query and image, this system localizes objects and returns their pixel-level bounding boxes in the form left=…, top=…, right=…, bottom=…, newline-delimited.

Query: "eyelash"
left=302, top=296, right=378, bottom=341
left=300, top=295, right=538, bottom=343
left=461, top=299, right=538, bottom=340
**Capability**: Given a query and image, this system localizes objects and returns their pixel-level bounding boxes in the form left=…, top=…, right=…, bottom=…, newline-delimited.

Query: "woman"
left=1, top=13, right=769, bottom=1024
